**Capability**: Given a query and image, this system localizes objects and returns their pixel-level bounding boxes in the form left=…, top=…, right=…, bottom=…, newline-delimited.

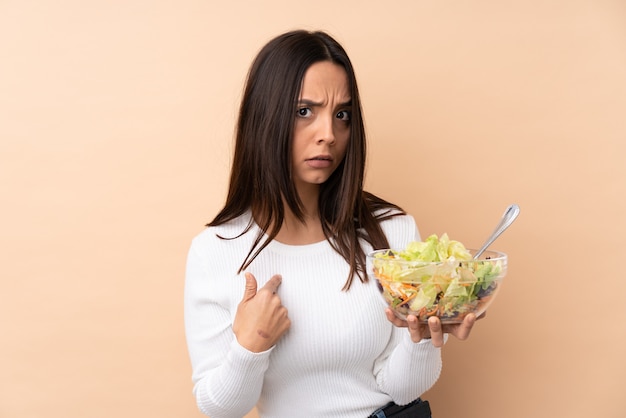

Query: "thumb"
left=242, top=272, right=258, bottom=302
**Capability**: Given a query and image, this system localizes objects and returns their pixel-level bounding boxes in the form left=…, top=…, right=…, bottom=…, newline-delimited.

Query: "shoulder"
left=186, top=213, right=259, bottom=283
left=378, top=212, right=421, bottom=249
left=189, top=212, right=254, bottom=256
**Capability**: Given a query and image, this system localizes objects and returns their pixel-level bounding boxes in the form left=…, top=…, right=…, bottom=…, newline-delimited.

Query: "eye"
left=297, top=107, right=312, bottom=117
left=336, top=110, right=351, bottom=121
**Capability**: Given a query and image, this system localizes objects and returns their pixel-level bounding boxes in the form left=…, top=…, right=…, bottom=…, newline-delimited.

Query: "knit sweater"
left=184, top=212, right=443, bottom=418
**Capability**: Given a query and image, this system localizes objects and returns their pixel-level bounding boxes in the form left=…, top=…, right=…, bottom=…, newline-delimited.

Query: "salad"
left=369, top=233, right=505, bottom=323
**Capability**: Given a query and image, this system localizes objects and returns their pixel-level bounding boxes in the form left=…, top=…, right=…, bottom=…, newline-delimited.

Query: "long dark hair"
left=208, top=30, right=404, bottom=290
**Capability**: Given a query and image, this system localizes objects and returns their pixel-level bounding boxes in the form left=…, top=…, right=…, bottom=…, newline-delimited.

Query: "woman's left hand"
left=385, top=309, right=482, bottom=347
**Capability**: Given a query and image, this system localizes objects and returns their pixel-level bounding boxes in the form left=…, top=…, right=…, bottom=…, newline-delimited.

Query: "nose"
left=316, top=114, right=336, bottom=145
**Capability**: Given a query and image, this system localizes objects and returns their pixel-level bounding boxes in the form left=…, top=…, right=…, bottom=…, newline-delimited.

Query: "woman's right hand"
left=233, top=272, right=291, bottom=353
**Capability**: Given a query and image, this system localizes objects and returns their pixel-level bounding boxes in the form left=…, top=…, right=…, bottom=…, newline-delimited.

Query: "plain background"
left=1, top=1, right=625, bottom=417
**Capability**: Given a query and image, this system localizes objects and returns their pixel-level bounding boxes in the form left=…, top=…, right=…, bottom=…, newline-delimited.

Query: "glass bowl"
left=367, top=249, right=507, bottom=323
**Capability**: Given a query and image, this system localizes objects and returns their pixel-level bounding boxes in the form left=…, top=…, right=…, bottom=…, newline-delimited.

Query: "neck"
left=276, top=186, right=325, bottom=245
left=296, top=183, right=320, bottom=217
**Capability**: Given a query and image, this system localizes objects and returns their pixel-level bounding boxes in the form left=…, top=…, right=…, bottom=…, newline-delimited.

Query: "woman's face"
left=291, top=61, right=351, bottom=194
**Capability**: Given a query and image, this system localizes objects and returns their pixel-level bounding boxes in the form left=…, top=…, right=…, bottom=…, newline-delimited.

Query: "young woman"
left=184, top=30, right=478, bottom=418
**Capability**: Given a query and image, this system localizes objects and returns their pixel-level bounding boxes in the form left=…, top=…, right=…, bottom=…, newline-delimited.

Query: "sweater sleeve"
left=373, top=330, right=443, bottom=404
left=184, top=235, right=271, bottom=418
left=372, top=213, right=444, bottom=404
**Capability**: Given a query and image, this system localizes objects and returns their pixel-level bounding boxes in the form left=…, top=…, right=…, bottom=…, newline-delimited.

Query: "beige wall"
left=1, top=1, right=625, bottom=417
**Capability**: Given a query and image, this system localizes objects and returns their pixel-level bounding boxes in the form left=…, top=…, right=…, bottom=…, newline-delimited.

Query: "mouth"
left=305, top=154, right=334, bottom=169
left=306, top=154, right=333, bottom=162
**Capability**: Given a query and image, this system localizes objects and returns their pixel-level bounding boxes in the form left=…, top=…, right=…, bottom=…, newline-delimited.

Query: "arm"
left=373, top=213, right=479, bottom=403
left=184, top=238, right=270, bottom=418
left=371, top=214, right=442, bottom=403
left=373, top=326, right=443, bottom=405
left=376, top=311, right=478, bottom=404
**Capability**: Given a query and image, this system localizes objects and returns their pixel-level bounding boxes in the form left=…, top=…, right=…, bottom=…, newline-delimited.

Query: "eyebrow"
left=298, top=98, right=352, bottom=107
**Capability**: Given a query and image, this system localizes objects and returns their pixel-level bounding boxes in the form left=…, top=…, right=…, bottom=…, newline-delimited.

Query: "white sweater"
left=184, top=212, right=443, bottom=418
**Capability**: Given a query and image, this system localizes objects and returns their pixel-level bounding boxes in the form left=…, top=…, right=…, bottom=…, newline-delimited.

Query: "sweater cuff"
left=231, top=336, right=275, bottom=358
left=195, top=339, right=274, bottom=416
left=229, top=337, right=274, bottom=371
left=402, top=332, right=449, bottom=349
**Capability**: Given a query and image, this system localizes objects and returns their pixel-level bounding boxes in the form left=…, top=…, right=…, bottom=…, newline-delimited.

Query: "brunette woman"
left=184, top=30, right=477, bottom=418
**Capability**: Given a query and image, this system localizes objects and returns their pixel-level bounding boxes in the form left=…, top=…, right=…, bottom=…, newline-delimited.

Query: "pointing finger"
left=261, top=274, right=282, bottom=294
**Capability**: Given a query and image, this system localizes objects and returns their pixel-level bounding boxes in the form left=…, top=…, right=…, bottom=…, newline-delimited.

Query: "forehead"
left=299, top=61, right=350, bottom=99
